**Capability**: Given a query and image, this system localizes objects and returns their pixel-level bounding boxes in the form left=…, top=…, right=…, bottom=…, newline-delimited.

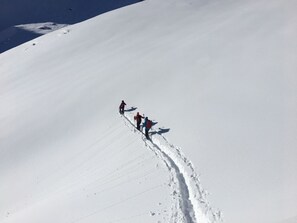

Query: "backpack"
left=147, top=120, right=152, bottom=129
left=134, top=114, right=141, bottom=122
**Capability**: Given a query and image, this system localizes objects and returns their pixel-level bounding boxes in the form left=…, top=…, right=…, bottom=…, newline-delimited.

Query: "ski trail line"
left=121, top=112, right=221, bottom=223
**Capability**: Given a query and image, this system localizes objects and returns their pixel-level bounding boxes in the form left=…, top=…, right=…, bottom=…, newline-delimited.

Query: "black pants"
left=136, top=121, right=141, bottom=130
left=145, top=129, right=149, bottom=139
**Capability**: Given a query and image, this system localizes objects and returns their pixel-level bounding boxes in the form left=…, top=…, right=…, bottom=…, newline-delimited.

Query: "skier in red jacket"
left=134, top=112, right=143, bottom=130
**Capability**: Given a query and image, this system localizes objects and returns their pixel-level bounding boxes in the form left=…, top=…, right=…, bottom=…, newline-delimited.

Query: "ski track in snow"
left=122, top=110, right=221, bottom=223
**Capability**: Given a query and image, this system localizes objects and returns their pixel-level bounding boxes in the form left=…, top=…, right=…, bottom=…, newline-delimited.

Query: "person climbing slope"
left=143, top=117, right=152, bottom=139
left=119, top=100, right=126, bottom=114
left=134, top=112, right=143, bottom=130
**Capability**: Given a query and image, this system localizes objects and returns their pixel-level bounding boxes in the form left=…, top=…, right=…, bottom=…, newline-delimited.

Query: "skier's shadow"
left=151, top=127, right=170, bottom=136
left=125, top=107, right=137, bottom=112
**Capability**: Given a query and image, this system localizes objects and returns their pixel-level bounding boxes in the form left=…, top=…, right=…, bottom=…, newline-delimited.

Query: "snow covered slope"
left=1, top=0, right=297, bottom=223
left=0, top=0, right=140, bottom=53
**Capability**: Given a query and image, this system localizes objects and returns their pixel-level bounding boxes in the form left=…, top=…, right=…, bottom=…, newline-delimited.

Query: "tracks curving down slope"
left=122, top=111, right=221, bottom=223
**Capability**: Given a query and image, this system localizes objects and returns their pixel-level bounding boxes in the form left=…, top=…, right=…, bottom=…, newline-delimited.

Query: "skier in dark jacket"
left=143, top=117, right=152, bottom=139
left=134, top=112, right=143, bottom=130
left=119, top=100, right=126, bottom=114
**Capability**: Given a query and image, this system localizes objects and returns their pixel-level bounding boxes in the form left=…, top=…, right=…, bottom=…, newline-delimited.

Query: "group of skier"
left=119, top=100, right=152, bottom=139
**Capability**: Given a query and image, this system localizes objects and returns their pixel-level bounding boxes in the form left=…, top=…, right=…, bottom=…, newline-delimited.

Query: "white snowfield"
left=0, top=0, right=297, bottom=223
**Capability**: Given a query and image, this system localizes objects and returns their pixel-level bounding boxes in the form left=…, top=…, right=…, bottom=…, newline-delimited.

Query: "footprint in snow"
left=150, top=211, right=156, bottom=216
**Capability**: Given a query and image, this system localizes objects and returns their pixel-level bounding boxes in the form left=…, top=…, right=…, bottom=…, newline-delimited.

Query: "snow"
left=0, top=0, right=140, bottom=53
left=1, top=0, right=297, bottom=223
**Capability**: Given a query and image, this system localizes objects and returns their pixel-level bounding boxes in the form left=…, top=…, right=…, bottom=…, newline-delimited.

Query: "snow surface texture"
left=1, top=0, right=297, bottom=223
left=123, top=111, right=221, bottom=222
left=0, top=0, right=141, bottom=53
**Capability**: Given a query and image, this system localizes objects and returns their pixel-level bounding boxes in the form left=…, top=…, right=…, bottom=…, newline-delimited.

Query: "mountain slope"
left=0, top=0, right=140, bottom=53
left=0, top=0, right=296, bottom=222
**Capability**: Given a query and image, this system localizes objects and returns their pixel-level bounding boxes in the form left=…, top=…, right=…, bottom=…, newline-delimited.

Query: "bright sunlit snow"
left=0, top=0, right=296, bottom=223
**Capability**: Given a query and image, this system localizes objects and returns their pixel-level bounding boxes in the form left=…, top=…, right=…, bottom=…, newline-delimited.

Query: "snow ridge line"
left=121, top=112, right=221, bottom=223
left=123, top=112, right=222, bottom=223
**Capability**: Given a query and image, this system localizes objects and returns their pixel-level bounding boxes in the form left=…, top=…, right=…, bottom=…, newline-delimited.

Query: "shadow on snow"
left=151, top=127, right=170, bottom=136
left=0, top=0, right=143, bottom=53
left=125, top=107, right=137, bottom=112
